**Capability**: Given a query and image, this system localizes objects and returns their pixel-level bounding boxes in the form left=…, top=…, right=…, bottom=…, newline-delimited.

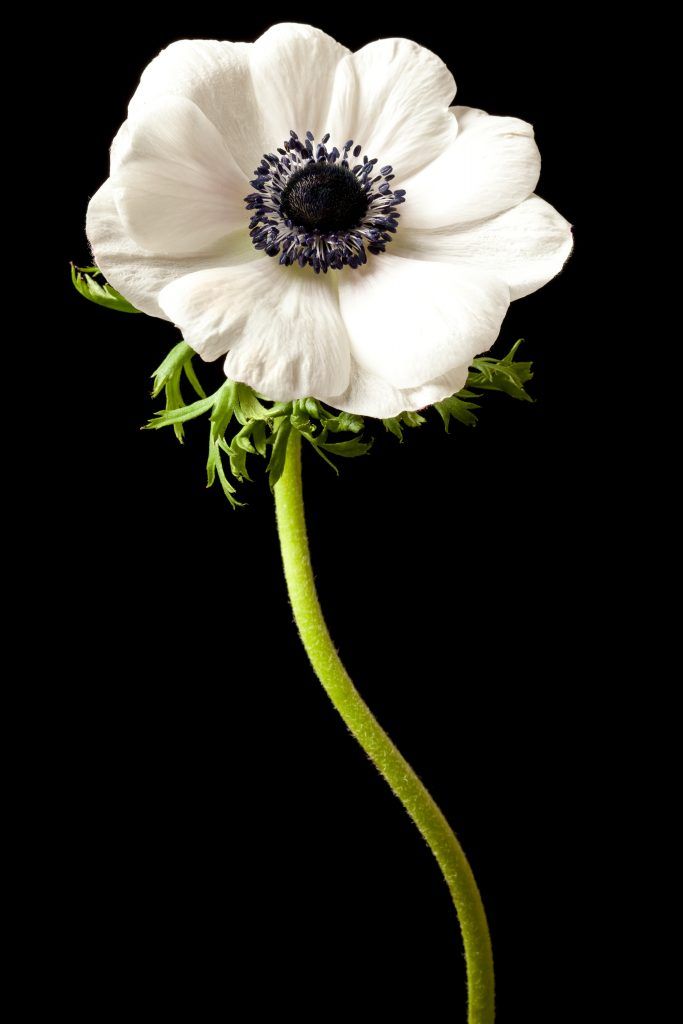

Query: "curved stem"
left=274, top=430, right=495, bottom=1024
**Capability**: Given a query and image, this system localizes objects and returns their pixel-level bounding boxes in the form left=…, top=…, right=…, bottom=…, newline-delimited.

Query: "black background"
left=50, top=8, right=597, bottom=1020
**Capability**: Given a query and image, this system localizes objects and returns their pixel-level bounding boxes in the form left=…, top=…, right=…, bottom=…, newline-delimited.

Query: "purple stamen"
left=244, top=130, right=406, bottom=272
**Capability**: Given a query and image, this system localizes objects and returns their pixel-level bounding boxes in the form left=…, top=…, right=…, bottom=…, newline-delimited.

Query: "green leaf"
left=267, top=418, right=292, bottom=490
left=206, top=435, right=243, bottom=508
left=383, top=417, right=405, bottom=441
left=252, top=420, right=268, bottom=458
left=210, top=379, right=239, bottom=439
left=143, top=337, right=535, bottom=510
left=228, top=424, right=255, bottom=481
left=382, top=410, right=425, bottom=441
left=434, top=394, right=481, bottom=431
left=401, top=411, right=427, bottom=428
left=214, top=449, right=244, bottom=508
left=183, top=358, right=206, bottom=399
left=235, top=384, right=272, bottom=423
left=71, top=263, right=140, bottom=313
left=233, top=425, right=257, bottom=455
left=303, top=397, right=323, bottom=418
left=228, top=443, right=252, bottom=483
left=318, top=438, right=372, bottom=458
left=325, top=411, right=365, bottom=434
left=148, top=341, right=205, bottom=443
left=261, top=401, right=294, bottom=421
left=291, top=412, right=316, bottom=435
left=150, top=341, right=194, bottom=397
left=502, top=338, right=525, bottom=363
left=145, top=393, right=215, bottom=429
left=206, top=441, right=219, bottom=489
left=468, top=339, right=534, bottom=401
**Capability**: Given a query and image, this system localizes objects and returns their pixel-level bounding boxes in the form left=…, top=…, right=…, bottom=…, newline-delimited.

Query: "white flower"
left=87, top=23, right=572, bottom=419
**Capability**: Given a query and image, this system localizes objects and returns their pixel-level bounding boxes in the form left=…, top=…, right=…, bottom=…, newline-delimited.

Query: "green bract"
left=147, top=349, right=372, bottom=507
left=433, top=339, right=534, bottom=433
left=70, top=265, right=141, bottom=314
left=72, top=265, right=534, bottom=507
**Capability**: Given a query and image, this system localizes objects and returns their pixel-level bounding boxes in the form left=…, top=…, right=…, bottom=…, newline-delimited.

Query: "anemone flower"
left=87, top=23, right=572, bottom=419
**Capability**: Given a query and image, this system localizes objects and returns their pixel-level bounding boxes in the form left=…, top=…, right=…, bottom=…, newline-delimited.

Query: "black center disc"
left=280, top=163, right=369, bottom=233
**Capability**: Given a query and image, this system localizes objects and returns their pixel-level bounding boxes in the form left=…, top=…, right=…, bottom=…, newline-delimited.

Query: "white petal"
left=327, top=38, right=457, bottom=180
left=250, top=24, right=349, bottom=146
left=159, top=261, right=351, bottom=399
left=224, top=269, right=350, bottom=400
left=400, top=106, right=541, bottom=229
left=111, top=96, right=247, bottom=255
left=127, top=39, right=267, bottom=177
left=159, top=262, right=268, bottom=361
left=86, top=179, right=256, bottom=319
left=338, top=254, right=509, bottom=389
left=323, top=360, right=469, bottom=419
left=109, top=121, right=130, bottom=174
left=394, top=195, right=573, bottom=300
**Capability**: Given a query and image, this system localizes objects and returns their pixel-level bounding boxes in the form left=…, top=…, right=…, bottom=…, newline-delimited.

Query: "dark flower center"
left=244, top=130, right=406, bottom=272
left=280, top=162, right=369, bottom=233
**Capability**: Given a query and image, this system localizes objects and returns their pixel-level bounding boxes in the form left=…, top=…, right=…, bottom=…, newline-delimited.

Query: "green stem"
left=274, top=430, right=495, bottom=1024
